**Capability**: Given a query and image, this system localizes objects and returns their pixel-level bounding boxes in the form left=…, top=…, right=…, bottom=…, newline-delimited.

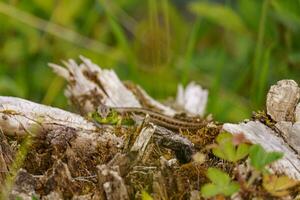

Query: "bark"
left=0, top=56, right=299, bottom=199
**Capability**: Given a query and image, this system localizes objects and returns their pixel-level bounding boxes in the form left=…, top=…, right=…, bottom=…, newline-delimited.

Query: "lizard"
left=90, top=105, right=206, bottom=131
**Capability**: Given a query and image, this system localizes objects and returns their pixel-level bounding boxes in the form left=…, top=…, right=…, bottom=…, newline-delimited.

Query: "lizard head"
left=97, top=104, right=112, bottom=118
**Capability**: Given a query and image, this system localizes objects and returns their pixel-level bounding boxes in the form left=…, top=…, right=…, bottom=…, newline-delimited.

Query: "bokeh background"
left=0, top=0, right=299, bottom=122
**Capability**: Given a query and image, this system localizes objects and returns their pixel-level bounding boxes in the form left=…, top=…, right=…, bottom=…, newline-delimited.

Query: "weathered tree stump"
left=0, top=56, right=299, bottom=199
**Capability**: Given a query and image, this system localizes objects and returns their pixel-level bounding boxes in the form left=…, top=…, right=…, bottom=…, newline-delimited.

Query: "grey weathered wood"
left=224, top=81, right=300, bottom=180
left=296, top=102, right=300, bottom=122
left=97, top=165, right=129, bottom=200
left=8, top=169, right=38, bottom=200
left=130, top=122, right=155, bottom=154
left=264, top=79, right=300, bottom=174
left=266, top=80, right=300, bottom=122
left=223, top=121, right=300, bottom=180
left=0, top=96, right=95, bottom=135
left=176, top=82, right=208, bottom=116
left=50, top=57, right=300, bottom=180
left=49, top=56, right=207, bottom=117
left=0, top=96, right=123, bottom=152
left=2, top=56, right=300, bottom=199
left=275, top=121, right=300, bottom=155
left=49, top=56, right=141, bottom=113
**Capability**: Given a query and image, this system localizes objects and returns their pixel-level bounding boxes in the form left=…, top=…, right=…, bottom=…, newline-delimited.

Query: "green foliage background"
left=0, top=0, right=299, bottom=122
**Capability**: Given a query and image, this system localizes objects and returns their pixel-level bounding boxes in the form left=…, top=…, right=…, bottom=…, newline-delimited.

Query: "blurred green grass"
left=0, top=0, right=299, bottom=122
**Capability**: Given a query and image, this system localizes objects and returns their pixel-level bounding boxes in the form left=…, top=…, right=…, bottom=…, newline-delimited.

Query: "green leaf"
left=216, top=131, right=233, bottom=144
left=52, top=0, right=86, bottom=25
left=32, top=0, right=54, bottom=13
left=188, top=2, right=248, bottom=34
left=212, top=132, right=250, bottom=162
left=99, top=0, right=137, bottom=73
left=0, top=76, right=26, bottom=97
left=235, top=143, right=250, bottom=161
left=207, top=168, right=230, bottom=186
left=201, top=168, right=240, bottom=198
left=265, top=152, right=284, bottom=163
left=201, top=183, right=220, bottom=198
left=141, top=190, right=153, bottom=200
left=222, top=182, right=240, bottom=196
left=31, top=195, right=39, bottom=200
left=213, top=132, right=235, bottom=161
left=249, top=144, right=264, bottom=169
left=256, top=43, right=274, bottom=105
left=249, top=144, right=284, bottom=171
left=212, top=148, right=226, bottom=160
left=222, top=138, right=236, bottom=161
left=272, top=0, right=300, bottom=30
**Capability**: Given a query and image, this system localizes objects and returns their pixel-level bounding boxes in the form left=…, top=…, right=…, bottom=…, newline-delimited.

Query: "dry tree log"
left=224, top=80, right=300, bottom=180
left=1, top=56, right=208, bottom=199
left=49, top=56, right=204, bottom=162
left=0, top=96, right=123, bottom=199
left=0, top=56, right=299, bottom=199
left=49, top=55, right=208, bottom=117
left=0, top=96, right=123, bottom=152
left=223, top=121, right=300, bottom=179
left=266, top=80, right=300, bottom=122
left=50, top=56, right=300, bottom=179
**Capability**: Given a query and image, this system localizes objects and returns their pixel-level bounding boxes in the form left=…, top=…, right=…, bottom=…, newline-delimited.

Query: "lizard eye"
left=97, top=104, right=111, bottom=118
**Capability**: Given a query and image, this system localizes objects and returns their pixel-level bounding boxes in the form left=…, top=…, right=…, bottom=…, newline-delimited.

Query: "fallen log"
left=0, top=56, right=299, bottom=199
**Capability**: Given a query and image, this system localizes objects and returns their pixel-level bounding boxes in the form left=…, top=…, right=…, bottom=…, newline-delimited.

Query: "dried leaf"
left=263, top=174, right=299, bottom=197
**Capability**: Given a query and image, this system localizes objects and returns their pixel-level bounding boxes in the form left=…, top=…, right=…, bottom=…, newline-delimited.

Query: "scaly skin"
left=111, top=107, right=206, bottom=130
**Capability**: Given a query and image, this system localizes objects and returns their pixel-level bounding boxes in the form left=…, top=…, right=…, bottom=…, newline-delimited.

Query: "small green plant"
left=202, top=132, right=291, bottom=199
left=200, top=168, right=240, bottom=198
left=212, top=132, right=250, bottom=163
left=246, top=144, right=284, bottom=187
left=31, top=195, right=39, bottom=200
left=141, top=190, right=153, bottom=200
left=263, top=174, right=299, bottom=197
left=249, top=144, right=283, bottom=172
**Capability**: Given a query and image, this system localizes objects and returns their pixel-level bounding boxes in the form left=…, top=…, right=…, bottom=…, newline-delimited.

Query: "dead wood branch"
left=0, top=57, right=299, bottom=199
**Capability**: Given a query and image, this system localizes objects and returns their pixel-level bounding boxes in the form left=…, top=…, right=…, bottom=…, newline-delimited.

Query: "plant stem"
left=0, top=135, right=33, bottom=199
left=246, top=170, right=261, bottom=187
left=0, top=1, right=111, bottom=55
left=182, top=18, right=201, bottom=85
left=251, top=0, right=270, bottom=107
